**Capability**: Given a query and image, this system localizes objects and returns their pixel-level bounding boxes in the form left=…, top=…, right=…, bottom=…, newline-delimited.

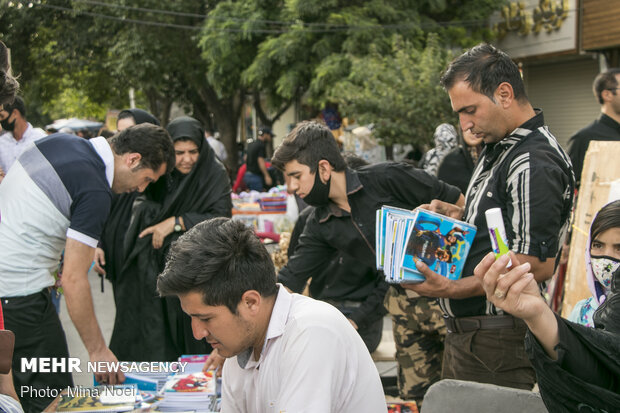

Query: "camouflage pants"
left=384, top=286, right=446, bottom=401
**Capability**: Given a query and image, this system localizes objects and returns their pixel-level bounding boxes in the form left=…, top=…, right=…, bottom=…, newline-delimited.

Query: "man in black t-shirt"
left=568, top=68, right=620, bottom=188
left=244, top=127, right=273, bottom=191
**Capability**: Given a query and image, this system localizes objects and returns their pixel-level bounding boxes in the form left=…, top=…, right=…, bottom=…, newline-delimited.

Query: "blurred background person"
left=437, top=128, right=484, bottom=194
left=0, top=96, right=45, bottom=182
left=419, top=123, right=458, bottom=176
left=116, top=108, right=160, bottom=131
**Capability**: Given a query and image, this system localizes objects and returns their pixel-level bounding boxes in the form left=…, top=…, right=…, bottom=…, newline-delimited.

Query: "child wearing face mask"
left=476, top=200, right=620, bottom=411
left=568, top=199, right=620, bottom=327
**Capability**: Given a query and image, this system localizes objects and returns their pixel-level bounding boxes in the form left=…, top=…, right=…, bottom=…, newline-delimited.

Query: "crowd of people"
left=0, top=37, right=619, bottom=413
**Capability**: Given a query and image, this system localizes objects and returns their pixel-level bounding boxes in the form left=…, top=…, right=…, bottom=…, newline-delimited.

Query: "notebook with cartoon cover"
left=399, top=209, right=476, bottom=283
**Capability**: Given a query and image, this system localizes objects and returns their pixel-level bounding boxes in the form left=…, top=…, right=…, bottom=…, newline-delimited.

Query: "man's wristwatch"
left=174, top=217, right=183, bottom=232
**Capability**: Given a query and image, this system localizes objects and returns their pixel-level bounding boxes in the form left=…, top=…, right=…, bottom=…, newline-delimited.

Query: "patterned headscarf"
left=421, top=123, right=458, bottom=176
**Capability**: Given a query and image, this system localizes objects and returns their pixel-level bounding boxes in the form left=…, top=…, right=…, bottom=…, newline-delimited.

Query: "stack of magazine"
left=376, top=206, right=476, bottom=283
left=155, top=371, right=218, bottom=412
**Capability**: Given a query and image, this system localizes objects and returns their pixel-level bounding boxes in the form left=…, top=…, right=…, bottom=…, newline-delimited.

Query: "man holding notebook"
left=404, top=43, right=574, bottom=391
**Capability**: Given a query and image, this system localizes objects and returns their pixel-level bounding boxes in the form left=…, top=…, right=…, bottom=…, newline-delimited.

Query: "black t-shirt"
left=246, top=139, right=266, bottom=175
left=567, top=114, right=620, bottom=187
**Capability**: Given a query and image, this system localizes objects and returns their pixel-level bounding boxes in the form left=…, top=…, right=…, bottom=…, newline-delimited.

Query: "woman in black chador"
left=108, top=116, right=232, bottom=361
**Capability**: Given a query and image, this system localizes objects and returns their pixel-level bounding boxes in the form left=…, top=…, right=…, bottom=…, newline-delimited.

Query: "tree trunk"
left=145, top=89, right=173, bottom=127
left=194, top=86, right=245, bottom=173
left=384, top=144, right=394, bottom=160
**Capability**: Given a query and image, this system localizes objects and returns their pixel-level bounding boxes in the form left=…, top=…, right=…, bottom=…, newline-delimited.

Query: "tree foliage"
left=328, top=34, right=457, bottom=147
left=1, top=0, right=505, bottom=164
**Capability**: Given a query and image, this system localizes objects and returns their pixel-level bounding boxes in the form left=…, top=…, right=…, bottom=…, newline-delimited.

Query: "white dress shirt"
left=221, top=285, right=387, bottom=413
left=0, top=122, right=46, bottom=172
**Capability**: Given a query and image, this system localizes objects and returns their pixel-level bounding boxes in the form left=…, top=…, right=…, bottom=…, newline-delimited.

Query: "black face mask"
left=303, top=168, right=331, bottom=207
left=0, top=116, right=15, bottom=132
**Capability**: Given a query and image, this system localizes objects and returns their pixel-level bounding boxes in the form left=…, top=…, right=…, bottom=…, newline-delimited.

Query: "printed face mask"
left=590, top=255, right=620, bottom=292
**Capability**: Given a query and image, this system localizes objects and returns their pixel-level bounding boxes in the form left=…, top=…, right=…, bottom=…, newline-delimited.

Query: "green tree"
left=243, top=0, right=501, bottom=106
left=328, top=34, right=457, bottom=154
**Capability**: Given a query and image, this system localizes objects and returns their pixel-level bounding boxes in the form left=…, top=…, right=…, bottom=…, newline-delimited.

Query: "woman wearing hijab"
left=116, top=108, right=161, bottom=131
left=569, top=200, right=620, bottom=326
left=108, top=116, right=232, bottom=362
left=477, top=200, right=620, bottom=412
left=419, top=123, right=458, bottom=176
left=437, top=128, right=483, bottom=195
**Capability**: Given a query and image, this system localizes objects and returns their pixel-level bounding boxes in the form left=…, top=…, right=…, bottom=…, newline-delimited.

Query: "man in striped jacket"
left=405, top=43, right=575, bottom=391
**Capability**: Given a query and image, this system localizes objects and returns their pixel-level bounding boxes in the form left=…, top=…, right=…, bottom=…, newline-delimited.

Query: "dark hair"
left=590, top=200, right=620, bottom=246
left=593, top=68, right=620, bottom=105
left=271, top=120, right=346, bottom=173
left=3, top=96, right=25, bottom=117
left=342, top=151, right=370, bottom=170
left=0, top=41, right=18, bottom=106
left=157, top=218, right=278, bottom=313
left=441, top=43, right=528, bottom=103
left=109, top=123, right=175, bottom=174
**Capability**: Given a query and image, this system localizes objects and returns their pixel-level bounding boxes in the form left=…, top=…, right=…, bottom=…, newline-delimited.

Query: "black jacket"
left=437, top=145, right=476, bottom=195
left=278, top=162, right=461, bottom=328
left=568, top=113, right=620, bottom=187
left=526, top=313, right=620, bottom=412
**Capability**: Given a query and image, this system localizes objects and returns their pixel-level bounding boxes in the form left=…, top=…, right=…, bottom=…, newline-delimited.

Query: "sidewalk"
left=58, top=269, right=115, bottom=387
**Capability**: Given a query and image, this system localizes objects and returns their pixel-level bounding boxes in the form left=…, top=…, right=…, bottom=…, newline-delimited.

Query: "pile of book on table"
left=376, top=206, right=476, bottom=283
left=153, top=354, right=219, bottom=412
left=155, top=370, right=218, bottom=412
left=59, top=355, right=221, bottom=412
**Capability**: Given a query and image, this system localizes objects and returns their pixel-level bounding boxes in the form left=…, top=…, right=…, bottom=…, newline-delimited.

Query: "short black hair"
left=0, top=41, right=18, bottom=106
left=109, top=123, right=175, bottom=174
left=590, top=200, right=620, bottom=246
left=271, top=120, right=346, bottom=173
left=157, top=218, right=278, bottom=314
left=440, top=43, right=528, bottom=103
left=593, top=68, right=620, bottom=105
left=3, top=96, right=25, bottom=117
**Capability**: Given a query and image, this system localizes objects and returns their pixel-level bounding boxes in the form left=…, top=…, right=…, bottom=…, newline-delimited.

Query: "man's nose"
left=191, top=318, right=208, bottom=340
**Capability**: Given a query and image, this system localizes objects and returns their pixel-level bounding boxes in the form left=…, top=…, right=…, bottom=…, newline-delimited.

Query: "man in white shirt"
left=157, top=218, right=387, bottom=413
left=0, top=96, right=46, bottom=181
left=205, top=129, right=228, bottom=162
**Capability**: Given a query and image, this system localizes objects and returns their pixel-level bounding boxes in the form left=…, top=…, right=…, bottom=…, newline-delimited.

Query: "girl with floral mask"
left=568, top=199, right=620, bottom=327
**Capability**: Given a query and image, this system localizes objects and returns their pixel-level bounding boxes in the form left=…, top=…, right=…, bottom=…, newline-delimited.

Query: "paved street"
left=59, top=269, right=115, bottom=387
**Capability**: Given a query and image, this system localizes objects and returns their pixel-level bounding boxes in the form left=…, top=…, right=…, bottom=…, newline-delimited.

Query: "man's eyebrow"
left=455, top=105, right=475, bottom=114
left=286, top=170, right=301, bottom=177
left=189, top=312, right=213, bottom=318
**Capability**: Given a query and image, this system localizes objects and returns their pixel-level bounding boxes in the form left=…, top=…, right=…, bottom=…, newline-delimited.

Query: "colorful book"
left=377, top=206, right=476, bottom=283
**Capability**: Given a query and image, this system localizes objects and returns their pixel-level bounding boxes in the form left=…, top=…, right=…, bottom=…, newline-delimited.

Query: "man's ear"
left=317, top=159, right=332, bottom=183
left=240, top=290, right=262, bottom=315
left=602, top=88, right=616, bottom=103
left=495, top=82, right=514, bottom=108
left=125, top=153, right=142, bottom=169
